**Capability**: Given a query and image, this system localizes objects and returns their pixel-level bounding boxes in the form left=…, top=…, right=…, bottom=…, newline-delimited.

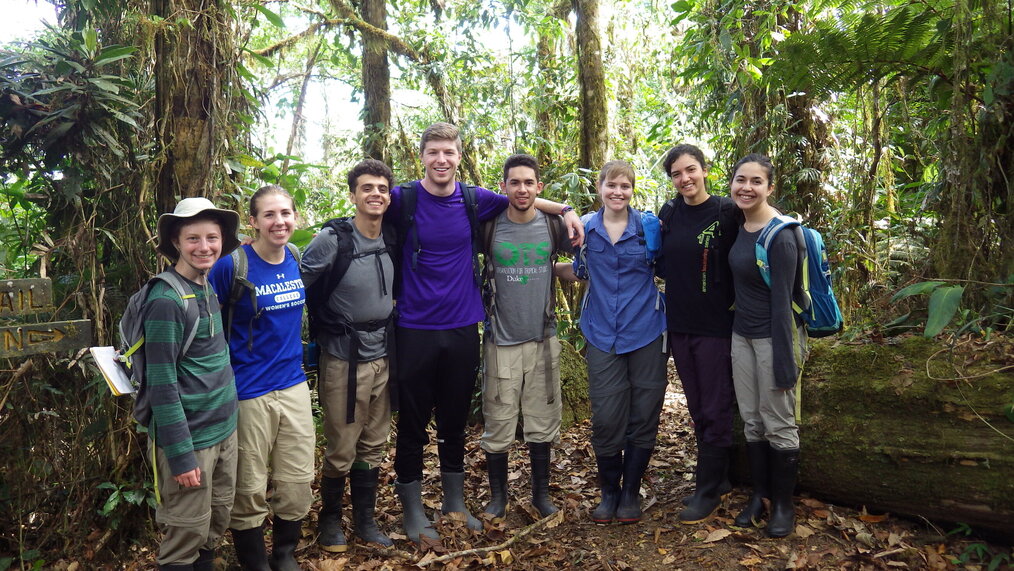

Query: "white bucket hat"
left=156, top=197, right=240, bottom=261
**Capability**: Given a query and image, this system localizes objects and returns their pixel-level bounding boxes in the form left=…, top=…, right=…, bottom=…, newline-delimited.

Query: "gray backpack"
left=117, top=271, right=200, bottom=426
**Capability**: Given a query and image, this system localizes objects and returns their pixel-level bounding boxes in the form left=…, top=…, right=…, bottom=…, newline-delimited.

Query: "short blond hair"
left=419, top=122, right=463, bottom=154
left=599, top=160, right=635, bottom=188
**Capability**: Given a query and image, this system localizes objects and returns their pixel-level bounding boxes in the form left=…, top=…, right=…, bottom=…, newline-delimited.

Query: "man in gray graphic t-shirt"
left=479, top=154, right=572, bottom=520
left=300, top=159, right=397, bottom=551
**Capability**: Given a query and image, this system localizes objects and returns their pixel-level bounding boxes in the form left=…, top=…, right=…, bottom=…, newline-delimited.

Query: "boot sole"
left=319, top=543, right=348, bottom=553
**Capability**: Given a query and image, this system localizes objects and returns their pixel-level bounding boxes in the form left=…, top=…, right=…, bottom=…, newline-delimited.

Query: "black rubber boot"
left=681, top=440, right=732, bottom=505
left=158, top=564, right=193, bottom=570
left=483, top=452, right=509, bottom=518
left=734, top=441, right=771, bottom=528
left=193, top=549, right=214, bottom=571
left=317, top=475, right=347, bottom=553
left=615, top=445, right=653, bottom=523
left=766, top=446, right=799, bottom=538
left=395, top=479, right=439, bottom=543
left=230, top=526, right=270, bottom=570
left=349, top=467, right=393, bottom=547
left=528, top=442, right=558, bottom=517
left=678, top=443, right=730, bottom=523
left=269, top=516, right=302, bottom=571
left=590, top=453, right=623, bottom=523
left=440, top=471, right=482, bottom=531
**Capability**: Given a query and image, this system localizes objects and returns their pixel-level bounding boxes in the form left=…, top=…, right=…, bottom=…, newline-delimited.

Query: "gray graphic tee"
left=489, top=210, right=555, bottom=345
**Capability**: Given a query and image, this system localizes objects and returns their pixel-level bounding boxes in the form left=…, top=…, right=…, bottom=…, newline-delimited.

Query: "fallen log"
left=796, top=335, right=1013, bottom=540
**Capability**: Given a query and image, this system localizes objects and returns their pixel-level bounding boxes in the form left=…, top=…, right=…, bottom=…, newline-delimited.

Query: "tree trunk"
left=361, top=0, right=390, bottom=163
left=153, top=0, right=238, bottom=213
left=740, top=336, right=1014, bottom=540
left=573, top=0, right=608, bottom=179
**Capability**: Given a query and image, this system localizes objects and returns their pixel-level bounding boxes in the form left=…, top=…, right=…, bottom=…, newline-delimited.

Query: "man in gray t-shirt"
left=300, top=159, right=396, bottom=551
left=480, top=154, right=571, bottom=520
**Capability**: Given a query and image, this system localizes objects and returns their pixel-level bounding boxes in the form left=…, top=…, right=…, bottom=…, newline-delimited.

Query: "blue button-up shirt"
left=575, top=208, right=666, bottom=354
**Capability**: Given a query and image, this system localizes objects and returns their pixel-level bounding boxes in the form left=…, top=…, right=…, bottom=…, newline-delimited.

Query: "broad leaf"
left=253, top=5, right=285, bottom=28
left=924, top=286, right=964, bottom=338
left=890, top=281, right=945, bottom=303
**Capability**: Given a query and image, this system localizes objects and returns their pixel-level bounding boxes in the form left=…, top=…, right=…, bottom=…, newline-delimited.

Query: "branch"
left=325, top=0, right=428, bottom=63
left=417, top=511, right=565, bottom=567
left=250, top=19, right=343, bottom=58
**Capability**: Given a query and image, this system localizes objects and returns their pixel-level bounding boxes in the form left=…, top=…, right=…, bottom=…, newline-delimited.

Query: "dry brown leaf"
left=739, top=555, right=763, bottom=566
left=498, top=549, right=514, bottom=565
left=795, top=524, right=815, bottom=538
left=703, top=528, right=732, bottom=543
left=662, top=554, right=677, bottom=565
left=314, top=557, right=347, bottom=571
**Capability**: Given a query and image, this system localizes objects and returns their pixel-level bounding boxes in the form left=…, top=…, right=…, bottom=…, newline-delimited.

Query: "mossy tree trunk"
left=794, top=336, right=1014, bottom=539
left=361, top=0, right=390, bottom=163
left=153, top=0, right=239, bottom=213
left=573, top=0, right=608, bottom=200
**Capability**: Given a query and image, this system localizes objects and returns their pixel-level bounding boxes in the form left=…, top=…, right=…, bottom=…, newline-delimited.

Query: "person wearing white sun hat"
left=147, top=196, right=240, bottom=571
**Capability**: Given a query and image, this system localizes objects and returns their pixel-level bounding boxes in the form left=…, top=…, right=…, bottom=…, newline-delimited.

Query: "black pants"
left=394, top=324, right=480, bottom=483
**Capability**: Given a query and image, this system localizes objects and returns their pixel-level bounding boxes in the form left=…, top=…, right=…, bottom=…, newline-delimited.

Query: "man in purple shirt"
left=388, top=122, right=583, bottom=543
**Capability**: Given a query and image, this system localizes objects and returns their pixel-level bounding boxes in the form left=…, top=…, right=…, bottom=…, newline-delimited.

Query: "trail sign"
left=0, top=319, right=93, bottom=358
left=1, top=278, right=55, bottom=318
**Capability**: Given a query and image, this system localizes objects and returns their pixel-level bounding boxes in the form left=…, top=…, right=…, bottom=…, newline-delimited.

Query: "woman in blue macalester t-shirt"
left=208, top=185, right=312, bottom=570
left=556, top=161, right=668, bottom=525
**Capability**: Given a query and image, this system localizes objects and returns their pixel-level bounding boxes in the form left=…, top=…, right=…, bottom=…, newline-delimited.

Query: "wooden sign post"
left=0, top=278, right=92, bottom=358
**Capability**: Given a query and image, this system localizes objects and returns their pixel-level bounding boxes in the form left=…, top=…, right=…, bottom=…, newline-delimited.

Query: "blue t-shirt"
left=575, top=208, right=667, bottom=354
left=209, top=244, right=307, bottom=400
left=386, top=181, right=508, bottom=329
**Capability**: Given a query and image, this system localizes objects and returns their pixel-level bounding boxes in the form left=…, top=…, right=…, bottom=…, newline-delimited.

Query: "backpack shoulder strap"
left=658, top=198, right=677, bottom=234
left=285, top=242, right=301, bottom=264
left=399, top=183, right=419, bottom=270
left=154, top=271, right=200, bottom=357
left=546, top=213, right=569, bottom=257
left=462, top=184, right=482, bottom=287
left=755, top=215, right=801, bottom=287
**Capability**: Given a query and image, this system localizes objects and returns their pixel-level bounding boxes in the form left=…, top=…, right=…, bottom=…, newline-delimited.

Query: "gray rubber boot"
left=440, top=471, right=482, bottom=531
left=528, top=442, right=558, bottom=517
left=269, top=516, right=302, bottom=571
left=395, top=479, right=439, bottom=543
left=483, top=452, right=509, bottom=518
left=230, top=526, right=269, bottom=570
left=317, top=475, right=347, bottom=553
left=349, top=468, right=393, bottom=547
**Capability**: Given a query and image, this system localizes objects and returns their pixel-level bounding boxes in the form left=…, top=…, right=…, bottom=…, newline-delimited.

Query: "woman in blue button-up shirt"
left=556, top=160, right=668, bottom=525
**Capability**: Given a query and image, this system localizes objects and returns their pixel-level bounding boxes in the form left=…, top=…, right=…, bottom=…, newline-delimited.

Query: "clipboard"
left=90, top=346, right=135, bottom=396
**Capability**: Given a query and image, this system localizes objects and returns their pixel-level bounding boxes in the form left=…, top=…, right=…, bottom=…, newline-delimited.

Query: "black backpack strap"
left=480, top=216, right=499, bottom=342
left=399, top=183, right=419, bottom=271
left=462, top=184, right=482, bottom=287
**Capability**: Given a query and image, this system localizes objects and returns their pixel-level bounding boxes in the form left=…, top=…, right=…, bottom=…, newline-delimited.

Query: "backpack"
left=304, top=218, right=398, bottom=341
left=755, top=215, right=844, bottom=337
left=117, top=271, right=201, bottom=426
left=636, top=210, right=662, bottom=264
left=224, top=243, right=301, bottom=350
left=399, top=181, right=481, bottom=290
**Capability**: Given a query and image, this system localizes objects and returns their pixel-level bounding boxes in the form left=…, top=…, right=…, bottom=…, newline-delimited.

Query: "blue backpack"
left=755, top=215, right=843, bottom=337
left=635, top=210, right=662, bottom=264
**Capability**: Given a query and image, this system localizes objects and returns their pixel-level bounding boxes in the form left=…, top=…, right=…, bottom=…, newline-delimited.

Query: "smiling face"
left=730, top=161, right=774, bottom=213
left=250, top=193, right=296, bottom=249
left=500, top=165, right=543, bottom=213
left=173, top=218, right=223, bottom=279
left=669, top=153, right=709, bottom=205
left=350, top=173, right=391, bottom=219
left=421, top=139, right=461, bottom=191
left=599, top=174, right=634, bottom=214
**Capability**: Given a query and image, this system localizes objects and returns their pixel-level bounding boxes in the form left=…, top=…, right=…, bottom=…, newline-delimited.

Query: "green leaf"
left=82, top=28, right=98, bottom=55
left=890, top=281, right=945, bottom=303
left=245, top=49, right=274, bottom=68
left=86, top=77, right=120, bottom=94
left=924, top=285, right=964, bottom=338
left=122, top=489, right=146, bottom=505
left=1004, top=402, right=1014, bottom=423
left=100, top=491, right=121, bottom=515
left=290, top=229, right=314, bottom=248
left=253, top=5, right=286, bottom=28
left=93, top=46, right=136, bottom=67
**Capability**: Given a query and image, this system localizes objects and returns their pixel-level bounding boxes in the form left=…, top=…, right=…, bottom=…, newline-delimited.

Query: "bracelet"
left=560, top=205, right=574, bottom=215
